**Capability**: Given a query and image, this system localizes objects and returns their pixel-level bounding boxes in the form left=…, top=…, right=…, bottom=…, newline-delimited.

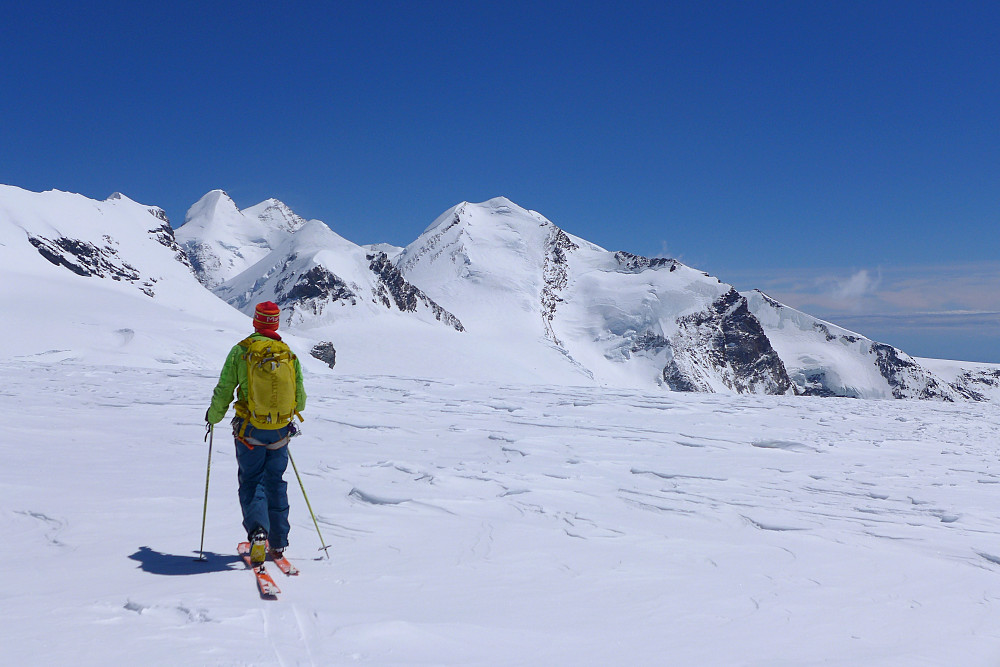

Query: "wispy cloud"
left=825, top=269, right=882, bottom=311
left=728, top=261, right=1000, bottom=318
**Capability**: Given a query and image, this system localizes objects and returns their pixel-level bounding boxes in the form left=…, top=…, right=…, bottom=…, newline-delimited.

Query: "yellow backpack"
left=240, top=336, right=301, bottom=430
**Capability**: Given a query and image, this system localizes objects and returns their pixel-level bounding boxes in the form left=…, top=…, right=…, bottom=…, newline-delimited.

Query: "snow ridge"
left=213, top=218, right=463, bottom=331
left=3, top=183, right=996, bottom=401
left=175, top=190, right=307, bottom=288
left=745, top=290, right=978, bottom=400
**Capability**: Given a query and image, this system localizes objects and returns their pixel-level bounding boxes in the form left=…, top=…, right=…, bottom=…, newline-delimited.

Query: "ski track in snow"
left=5, top=361, right=1000, bottom=665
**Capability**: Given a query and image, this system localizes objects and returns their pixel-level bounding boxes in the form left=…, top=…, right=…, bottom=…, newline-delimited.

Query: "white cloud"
left=827, top=269, right=881, bottom=306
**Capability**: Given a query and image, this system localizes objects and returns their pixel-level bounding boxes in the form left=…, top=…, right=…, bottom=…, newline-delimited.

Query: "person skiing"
left=205, top=301, right=306, bottom=565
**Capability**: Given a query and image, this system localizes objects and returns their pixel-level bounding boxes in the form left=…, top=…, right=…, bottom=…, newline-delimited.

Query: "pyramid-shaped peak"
left=243, top=197, right=308, bottom=234
left=195, top=189, right=234, bottom=206
left=247, top=197, right=292, bottom=213
left=184, top=189, right=240, bottom=226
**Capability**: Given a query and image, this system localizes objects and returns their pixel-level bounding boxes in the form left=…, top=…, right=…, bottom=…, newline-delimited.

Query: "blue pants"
left=233, top=420, right=291, bottom=550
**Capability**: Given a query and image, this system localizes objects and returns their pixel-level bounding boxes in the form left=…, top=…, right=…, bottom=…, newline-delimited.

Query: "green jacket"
left=207, top=333, right=306, bottom=425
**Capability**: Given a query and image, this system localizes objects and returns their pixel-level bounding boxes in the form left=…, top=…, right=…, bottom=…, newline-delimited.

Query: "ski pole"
left=196, top=423, right=214, bottom=562
left=288, top=449, right=331, bottom=559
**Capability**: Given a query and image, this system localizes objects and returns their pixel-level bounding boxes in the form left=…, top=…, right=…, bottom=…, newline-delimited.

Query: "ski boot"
left=249, top=527, right=268, bottom=566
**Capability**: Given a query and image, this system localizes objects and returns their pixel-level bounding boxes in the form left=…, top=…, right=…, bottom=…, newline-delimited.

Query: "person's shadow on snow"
left=129, top=546, right=242, bottom=575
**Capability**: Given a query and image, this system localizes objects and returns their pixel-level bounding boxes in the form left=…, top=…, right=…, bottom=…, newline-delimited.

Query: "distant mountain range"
left=3, top=184, right=998, bottom=401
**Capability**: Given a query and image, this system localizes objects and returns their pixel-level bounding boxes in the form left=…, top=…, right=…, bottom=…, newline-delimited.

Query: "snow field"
left=5, top=362, right=1000, bottom=665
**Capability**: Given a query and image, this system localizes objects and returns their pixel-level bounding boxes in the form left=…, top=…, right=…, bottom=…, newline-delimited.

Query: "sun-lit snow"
left=175, top=190, right=308, bottom=289
left=5, top=184, right=1000, bottom=665
left=6, top=363, right=1000, bottom=665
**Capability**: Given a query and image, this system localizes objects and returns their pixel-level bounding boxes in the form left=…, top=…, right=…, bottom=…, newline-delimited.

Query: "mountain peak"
left=483, top=196, right=517, bottom=211
left=242, top=197, right=307, bottom=235
left=175, top=190, right=305, bottom=288
left=183, top=190, right=239, bottom=226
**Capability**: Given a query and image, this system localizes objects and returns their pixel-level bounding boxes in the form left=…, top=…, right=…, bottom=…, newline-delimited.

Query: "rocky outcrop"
left=310, top=341, right=337, bottom=369
left=541, top=228, right=579, bottom=345
left=368, top=252, right=464, bottom=331
left=180, top=241, right=223, bottom=288
left=147, top=221, right=193, bottom=272
left=613, top=251, right=678, bottom=274
left=396, top=205, right=466, bottom=275
left=664, top=289, right=791, bottom=394
left=870, top=343, right=984, bottom=401
left=952, top=368, right=1000, bottom=401
left=278, top=266, right=359, bottom=315
left=28, top=235, right=158, bottom=297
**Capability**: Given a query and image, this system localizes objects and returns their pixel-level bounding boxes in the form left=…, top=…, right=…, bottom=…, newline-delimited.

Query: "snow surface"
left=6, top=362, right=1000, bottom=665
left=6, top=184, right=1000, bottom=665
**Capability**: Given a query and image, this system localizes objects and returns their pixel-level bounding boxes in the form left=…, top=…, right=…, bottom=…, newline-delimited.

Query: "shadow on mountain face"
left=129, top=546, right=242, bottom=575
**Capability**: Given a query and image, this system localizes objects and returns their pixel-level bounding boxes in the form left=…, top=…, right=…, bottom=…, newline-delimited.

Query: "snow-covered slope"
left=187, top=194, right=994, bottom=399
left=6, top=361, right=1000, bottom=665
left=745, top=290, right=980, bottom=400
left=396, top=198, right=791, bottom=392
left=0, top=185, right=316, bottom=370
left=917, top=357, right=1000, bottom=403
left=175, top=190, right=307, bottom=289
left=7, top=184, right=993, bottom=400
left=213, top=219, right=463, bottom=331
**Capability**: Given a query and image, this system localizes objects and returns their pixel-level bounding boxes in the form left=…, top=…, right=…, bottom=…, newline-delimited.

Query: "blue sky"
left=2, top=1, right=997, bottom=361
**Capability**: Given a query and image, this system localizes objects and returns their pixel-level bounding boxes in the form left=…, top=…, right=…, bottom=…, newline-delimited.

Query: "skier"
left=205, top=301, right=306, bottom=565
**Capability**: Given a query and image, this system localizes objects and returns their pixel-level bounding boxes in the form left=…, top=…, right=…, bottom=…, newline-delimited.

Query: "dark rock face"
left=310, top=341, right=337, bottom=369
left=954, top=369, right=1000, bottom=398
left=275, top=266, right=358, bottom=317
left=28, top=235, right=157, bottom=297
left=755, top=290, right=784, bottom=310
left=147, top=221, right=193, bottom=272
left=664, top=289, right=791, bottom=394
left=631, top=332, right=671, bottom=355
left=870, top=343, right=985, bottom=401
left=813, top=322, right=837, bottom=342
left=368, top=252, right=464, bottom=331
left=613, top=251, right=678, bottom=273
left=662, top=358, right=700, bottom=392
left=798, top=371, right=847, bottom=398
left=807, top=321, right=860, bottom=345
left=541, top=229, right=579, bottom=344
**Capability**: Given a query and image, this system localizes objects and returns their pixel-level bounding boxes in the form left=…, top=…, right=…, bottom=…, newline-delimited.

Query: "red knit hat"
left=253, top=301, right=281, bottom=331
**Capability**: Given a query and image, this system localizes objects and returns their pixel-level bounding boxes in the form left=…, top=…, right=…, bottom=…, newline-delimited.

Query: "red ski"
left=271, top=551, right=299, bottom=576
left=237, top=542, right=281, bottom=597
